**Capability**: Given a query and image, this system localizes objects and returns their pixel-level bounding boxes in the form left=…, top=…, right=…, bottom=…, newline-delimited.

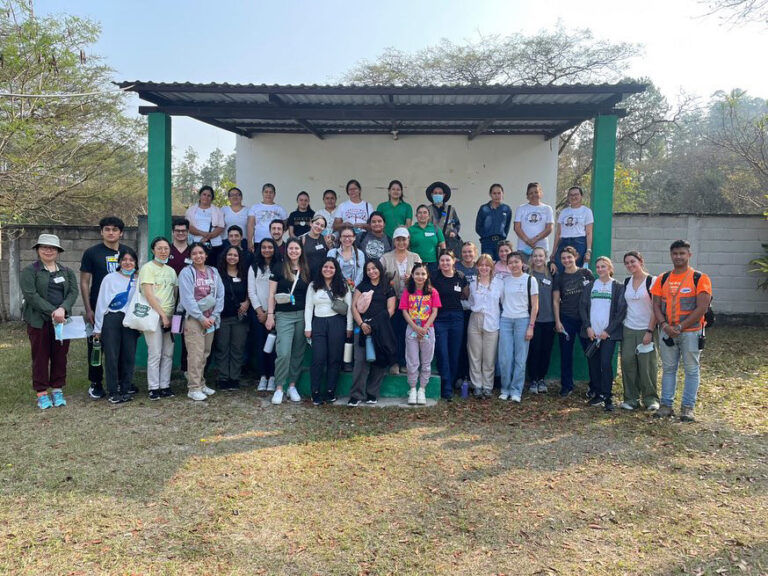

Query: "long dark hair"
left=311, top=257, right=347, bottom=299
left=217, top=245, right=248, bottom=281
left=406, top=262, right=433, bottom=294
left=254, top=238, right=279, bottom=273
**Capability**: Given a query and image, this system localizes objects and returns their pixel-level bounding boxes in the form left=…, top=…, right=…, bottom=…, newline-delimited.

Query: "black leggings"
left=527, top=321, right=555, bottom=381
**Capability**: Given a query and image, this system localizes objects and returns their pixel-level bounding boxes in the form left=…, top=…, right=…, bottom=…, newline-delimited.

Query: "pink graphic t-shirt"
left=399, top=288, right=442, bottom=324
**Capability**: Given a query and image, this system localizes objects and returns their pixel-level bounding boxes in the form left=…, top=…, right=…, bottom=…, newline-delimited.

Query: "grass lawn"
left=0, top=322, right=766, bottom=575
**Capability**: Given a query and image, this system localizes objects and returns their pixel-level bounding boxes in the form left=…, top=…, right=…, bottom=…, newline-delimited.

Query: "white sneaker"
left=257, top=377, right=268, bottom=391
left=417, top=388, right=426, bottom=405
left=529, top=382, right=538, bottom=395
left=408, top=388, right=417, bottom=405
left=187, top=390, right=207, bottom=401
left=201, top=385, right=215, bottom=396
left=271, top=389, right=283, bottom=405
left=537, top=380, right=548, bottom=394
left=646, top=401, right=660, bottom=412
left=499, top=393, right=509, bottom=401
left=510, top=394, right=522, bottom=403
left=267, top=377, right=276, bottom=392
left=287, top=386, right=301, bottom=402
left=619, top=402, right=635, bottom=411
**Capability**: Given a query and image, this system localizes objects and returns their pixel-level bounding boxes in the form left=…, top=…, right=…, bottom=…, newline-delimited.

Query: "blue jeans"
left=555, top=236, right=587, bottom=273
left=498, top=317, right=530, bottom=397
left=480, top=238, right=500, bottom=261
left=434, top=310, right=464, bottom=398
left=558, top=315, right=586, bottom=393
left=659, top=330, right=702, bottom=407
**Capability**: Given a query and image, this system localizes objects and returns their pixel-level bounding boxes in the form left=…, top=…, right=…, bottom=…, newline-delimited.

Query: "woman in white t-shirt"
left=185, top=185, right=226, bottom=266
left=247, top=183, right=288, bottom=250
left=619, top=251, right=660, bottom=412
left=578, top=256, right=627, bottom=412
left=498, top=251, right=538, bottom=403
left=221, top=187, right=249, bottom=248
left=333, top=179, right=374, bottom=237
left=550, top=186, right=594, bottom=273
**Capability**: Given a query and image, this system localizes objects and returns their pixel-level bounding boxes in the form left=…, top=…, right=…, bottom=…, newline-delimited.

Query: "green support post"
left=147, top=112, right=172, bottom=250
left=590, top=114, right=618, bottom=263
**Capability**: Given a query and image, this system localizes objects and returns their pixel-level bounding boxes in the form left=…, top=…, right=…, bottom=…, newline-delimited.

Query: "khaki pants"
left=184, top=316, right=214, bottom=391
left=467, top=312, right=499, bottom=391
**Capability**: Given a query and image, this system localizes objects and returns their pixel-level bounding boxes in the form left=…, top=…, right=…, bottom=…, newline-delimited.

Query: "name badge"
left=542, top=278, right=552, bottom=286
left=315, top=244, right=324, bottom=250
left=425, top=232, right=434, bottom=237
left=53, top=276, right=65, bottom=284
left=453, top=285, right=462, bottom=292
left=232, top=277, right=241, bottom=283
left=184, top=258, right=193, bottom=265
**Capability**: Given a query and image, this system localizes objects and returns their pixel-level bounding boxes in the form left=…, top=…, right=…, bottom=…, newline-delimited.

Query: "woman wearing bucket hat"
left=20, top=233, right=79, bottom=410
left=426, top=181, right=462, bottom=256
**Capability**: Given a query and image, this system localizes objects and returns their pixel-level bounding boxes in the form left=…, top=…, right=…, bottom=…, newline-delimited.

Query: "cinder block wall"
left=612, top=214, right=768, bottom=316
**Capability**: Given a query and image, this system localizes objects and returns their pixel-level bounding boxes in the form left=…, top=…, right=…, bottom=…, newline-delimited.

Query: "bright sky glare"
left=34, top=0, right=768, bottom=162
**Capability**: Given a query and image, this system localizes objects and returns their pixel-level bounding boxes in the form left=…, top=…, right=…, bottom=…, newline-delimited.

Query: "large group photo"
left=1, top=1, right=767, bottom=574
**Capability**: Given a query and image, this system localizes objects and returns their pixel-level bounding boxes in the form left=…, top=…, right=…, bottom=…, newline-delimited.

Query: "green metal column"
left=590, top=114, right=618, bottom=262
left=147, top=112, right=172, bottom=250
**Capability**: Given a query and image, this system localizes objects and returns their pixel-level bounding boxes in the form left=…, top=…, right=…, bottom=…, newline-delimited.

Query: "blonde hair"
left=475, top=254, right=495, bottom=281
left=531, top=246, right=552, bottom=278
left=595, top=256, right=615, bottom=277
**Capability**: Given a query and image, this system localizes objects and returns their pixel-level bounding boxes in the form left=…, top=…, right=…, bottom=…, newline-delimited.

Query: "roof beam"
left=268, top=93, right=325, bottom=140
left=138, top=104, right=627, bottom=122
left=468, top=119, right=494, bottom=141
left=295, top=118, right=325, bottom=140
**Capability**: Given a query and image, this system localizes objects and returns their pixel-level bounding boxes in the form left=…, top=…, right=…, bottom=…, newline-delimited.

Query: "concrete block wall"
left=612, top=214, right=768, bottom=316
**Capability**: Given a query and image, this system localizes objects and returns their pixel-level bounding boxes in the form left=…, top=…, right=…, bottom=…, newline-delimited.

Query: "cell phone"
left=698, top=335, right=706, bottom=350
left=663, top=336, right=675, bottom=347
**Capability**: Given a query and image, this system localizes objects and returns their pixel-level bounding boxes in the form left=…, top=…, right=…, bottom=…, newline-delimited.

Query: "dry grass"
left=0, top=322, right=766, bottom=575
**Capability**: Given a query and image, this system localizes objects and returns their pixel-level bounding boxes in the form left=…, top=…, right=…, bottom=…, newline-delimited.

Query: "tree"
left=703, top=0, right=768, bottom=25
left=343, top=24, right=640, bottom=86
left=0, top=0, right=146, bottom=224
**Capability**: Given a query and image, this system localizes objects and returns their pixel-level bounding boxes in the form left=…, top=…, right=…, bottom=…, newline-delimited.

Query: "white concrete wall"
left=236, top=133, right=559, bottom=247
left=612, top=214, right=768, bottom=315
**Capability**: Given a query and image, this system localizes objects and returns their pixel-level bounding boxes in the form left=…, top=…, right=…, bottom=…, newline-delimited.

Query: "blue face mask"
left=155, top=257, right=169, bottom=265
left=432, top=194, right=444, bottom=204
left=119, top=268, right=135, bottom=276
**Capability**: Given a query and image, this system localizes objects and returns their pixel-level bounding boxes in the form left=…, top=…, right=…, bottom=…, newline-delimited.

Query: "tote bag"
left=123, top=287, right=159, bottom=332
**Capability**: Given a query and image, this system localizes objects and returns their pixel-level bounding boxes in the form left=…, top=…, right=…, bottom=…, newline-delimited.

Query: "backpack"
left=660, top=271, right=715, bottom=328
left=623, top=275, right=653, bottom=292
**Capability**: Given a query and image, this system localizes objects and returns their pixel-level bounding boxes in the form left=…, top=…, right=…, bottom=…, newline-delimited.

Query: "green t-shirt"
left=408, top=223, right=445, bottom=263
left=377, top=201, right=413, bottom=238
left=138, top=261, right=178, bottom=315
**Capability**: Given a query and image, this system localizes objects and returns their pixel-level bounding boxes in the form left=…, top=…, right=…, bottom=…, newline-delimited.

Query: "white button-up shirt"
left=468, top=277, right=503, bottom=332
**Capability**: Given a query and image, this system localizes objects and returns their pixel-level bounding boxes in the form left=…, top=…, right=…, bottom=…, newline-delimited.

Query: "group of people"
left=21, top=179, right=712, bottom=422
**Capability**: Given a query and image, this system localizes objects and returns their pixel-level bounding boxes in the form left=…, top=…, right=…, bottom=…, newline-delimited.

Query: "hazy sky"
left=34, top=0, right=768, bottom=162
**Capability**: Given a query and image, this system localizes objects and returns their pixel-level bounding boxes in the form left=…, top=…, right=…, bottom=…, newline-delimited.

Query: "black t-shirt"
left=357, top=232, right=393, bottom=261
left=221, top=273, right=248, bottom=318
left=356, top=278, right=395, bottom=316
left=80, top=242, right=131, bottom=308
left=554, top=268, right=594, bottom=319
left=287, top=209, right=315, bottom=237
left=302, top=234, right=328, bottom=277
left=431, top=270, right=469, bottom=312
left=270, top=263, right=309, bottom=312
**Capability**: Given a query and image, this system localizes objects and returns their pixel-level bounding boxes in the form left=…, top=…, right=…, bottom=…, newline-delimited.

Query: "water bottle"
left=343, top=338, right=354, bottom=363
left=365, top=335, right=376, bottom=362
left=263, top=331, right=277, bottom=353
left=90, top=337, right=102, bottom=367
left=460, top=380, right=469, bottom=398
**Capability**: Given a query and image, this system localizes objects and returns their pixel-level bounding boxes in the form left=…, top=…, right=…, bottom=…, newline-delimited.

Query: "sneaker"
left=266, top=377, right=276, bottom=392
left=160, top=388, right=175, bottom=398
left=188, top=390, right=207, bottom=401
left=37, top=394, right=53, bottom=410
left=646, top=401, right=660, bottom=412
left=51, top=389, right=67, bottom=407
left=88, top=383, right=105, bottom=399
left=201, top=385, right=215, bottom=396
left=108, top=394, right=124, bottom=405
left=483, top=388, right=492, bottom=398
left=417, top=388, right=427, bottom=405
left=510, top=394, right=522, bottom=403
left=312, top=398, right=323, bottom=407
left=604, top=402, right=616, bottom=412
left=537, top=380, right=548, bottom=394
left=257, top=377, right=268, bottom=391
left=408, top=388, right=418, bottom=405
left=121, top=394, right=133, bottom=403
left=559, top=388, right=572, bottom=398
left=528, top=382, right=538, bottom=395
left=474, top=388, right=484, bottom=399
left=271, top=389, right=284, bottom=405
left=585, top=390, right=598, bottom=401
left=680, top=405, right=696, bottom=422
left=287, top=386, right=301, bottom=402
left=127, top=384, right=139, bottom=395
left=326, top=395, right=337, bottom=404
left=148, top=390, right=161, bottom=401
left=348, top=398, right=361, bottom=407
left=365, top=397, right=378, bottom=405
left=390, top=364, right=400, bottom=375
left=653, top=404, right=674, bottom=418
left=499, top=393, right=509, bottom=401
left=399, top=366, right=408, bottom=375
left=588, top=395, right=605, bottom=407
left=619, top=402, right=635, bottom=411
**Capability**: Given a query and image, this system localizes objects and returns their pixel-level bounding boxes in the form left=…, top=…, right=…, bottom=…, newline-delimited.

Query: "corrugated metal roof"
left=118, top=81, right=645, bottom=139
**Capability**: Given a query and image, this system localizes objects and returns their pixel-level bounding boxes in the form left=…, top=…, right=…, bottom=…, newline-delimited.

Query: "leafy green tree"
left=0, top=0, right=146, bottom=224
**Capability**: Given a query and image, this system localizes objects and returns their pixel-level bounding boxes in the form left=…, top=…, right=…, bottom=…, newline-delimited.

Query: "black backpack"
left=660, top=271, right=715, bottom=328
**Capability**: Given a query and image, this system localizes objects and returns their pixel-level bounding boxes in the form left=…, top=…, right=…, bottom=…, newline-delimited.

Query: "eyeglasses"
left=173, top=229, right=188, bottom=234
